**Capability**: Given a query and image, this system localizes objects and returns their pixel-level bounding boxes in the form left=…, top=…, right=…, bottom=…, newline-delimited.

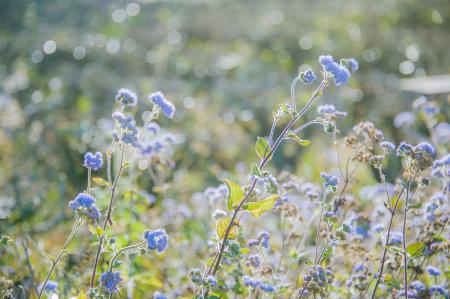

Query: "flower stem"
left=38, top=216, right=81, bottom=299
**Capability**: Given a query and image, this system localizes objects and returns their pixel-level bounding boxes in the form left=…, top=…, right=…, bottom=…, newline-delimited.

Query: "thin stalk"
left=370, top=171, right=419, bottom=299
left=90, top=111, right=156, bottom=288
left=402, top=184, right=410, bottom=299
left=90, top=147, right=126, bottom=288
left=202, top=78, right=328, bottom=297
left=109, top=240, right=147, bottom=272
left=38, top=216, right=81, bottom=299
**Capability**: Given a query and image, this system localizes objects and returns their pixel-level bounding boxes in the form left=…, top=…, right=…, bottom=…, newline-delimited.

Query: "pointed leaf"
left=250, top=163, right=262, bottom=177
left=245, top=194, right=280, bottom=217
left=287, top=132, right=311, bottom=147
left=224, top=179, right=244, bottom=211
left=255, top=137, right=272, bottom=160
left=92, top=177, right=110, bottom=187
left=406, top=241, right=425, bottom=258
left=216, top=216, right=238, bottom=240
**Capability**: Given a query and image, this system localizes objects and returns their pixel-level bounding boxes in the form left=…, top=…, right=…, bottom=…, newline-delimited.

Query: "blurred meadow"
left=0, top=0, right=449, bottom=298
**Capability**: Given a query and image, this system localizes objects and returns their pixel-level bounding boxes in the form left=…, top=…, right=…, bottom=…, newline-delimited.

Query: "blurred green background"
left=0, top=0, right=449, bottom=296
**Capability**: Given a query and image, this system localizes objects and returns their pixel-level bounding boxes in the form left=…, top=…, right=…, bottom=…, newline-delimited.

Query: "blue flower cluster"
left=415, top=142, right=436, bottom=158
left=247, top=254, right=260, bottom=268
left=39, top=280, right=58, bottom=293
left=68, top=193, right=100, bottom=220
left=149, top=92, right=176, bottom=119
left=317, top=104, right=347, bottom=118
left=247, top=231, right=270, bottom=248
left=429, top=285, right=448, bottom=296
left=242, top=276, right=276, bottom=293
left=153, top=291, right=167, bottom=299
left=112, top=111, right=139, bottom=147
left=115, top=88, right=138, bottom=106
left=426, top=266, right=441, bottom=276
left=144, top=229, right=169, bottom=253
left=396, top=142, right=414, bottom=157
left=387, top=231, right=402, bottom=245
left=319, top=55, right=357, bottom=86
left=300, top=69, right=316, bottom=84
left=320, top=172, right=339, bottom=191
left=84, top=151, right=103, bottom=171
left=100, top=271, right=122, bottom=294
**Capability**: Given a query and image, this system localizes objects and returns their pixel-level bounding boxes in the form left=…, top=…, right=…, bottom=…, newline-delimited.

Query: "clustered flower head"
left=115, top=88, right=137, bottom=106
left=319, top=55, right=357, bottom=86
left=84, top=151, right=103, bottom=171
left=116, top=88, right=137, bottom=106
left=426, top=266, right=441, bottom=276
left=153, top=291, right=167, bottom=299
left=144, top=229, right=169, bottom=253
left=100, top=271, right=123, bottom=294
left=300, top=69, right=316, bottom=84
left=112, top=111, right=139, bottom=147
left=68, top=193, right=100, bottom=220
left=149, top=91, right=176, bottom=119
left=317, top=104, right=347, bottom=119
left=320, top=172, right=339, bottom=191
left=39, top=280, right=58, bottom=293
left=242, top=276, right=275, bottom=293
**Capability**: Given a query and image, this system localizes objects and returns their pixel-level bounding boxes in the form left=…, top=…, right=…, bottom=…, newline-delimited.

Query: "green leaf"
left=250, top=163, right=262, bottom=177
left=406, top=241, right=425, bottom=258
left=287, top=131, right=311, bottom=147
left=245, top=194, right=280, bottom=217
left=88, top=224, right=104, bottom=237
left=92, top=177, right=110, bottom=187
left=240, top=247, right=250, bottom=254
left=224, top=179, right=244, bottom=211
left=216, top=216, right=238, bottom=240
left=255, top=137, right=272, bottom=160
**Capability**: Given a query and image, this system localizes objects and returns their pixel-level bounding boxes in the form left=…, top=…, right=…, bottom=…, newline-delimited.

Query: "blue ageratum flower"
left=396, top=142, right=414, bottom=157
left=207, top=275, right=217, bottom=287
left=84, top=152, right=103, bottom=171
left=153, top=291, right=167, bottom=299
left=100, top=271, right=122, bottom=294
left=69, top=193, right=100, bottom=220
left=149, top=91, right=176, bottom=118
left=115, top=88, right=138, bottom=106
left=144, top=229, right=169, bottom=253
left=39, top=280, right=58, bottom=293
left=319, top=55, right=357, bottom=86
left=320, top=172, right=339, bottom=191
left=300, top=69, right=316, bottom=84
left=415, top=142, right=436, bottom=159
left=260, top=283, right=276, bottom=293
left=410, top=280, right=426, bottom=292
left=243, top=276, right=261, bottom=288
left=429, top=285, right=448, bottom=296
left=69, top=193, right=95, bottom=211
left=258, top=231, right=270, bottom=248
left=426, top=266, right=441, bottom=276
left=388, top=231, right=402, bottom=245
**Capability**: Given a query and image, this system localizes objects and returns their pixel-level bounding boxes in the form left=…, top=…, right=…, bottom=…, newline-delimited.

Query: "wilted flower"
left=380, top=141, right=395, bottom=153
